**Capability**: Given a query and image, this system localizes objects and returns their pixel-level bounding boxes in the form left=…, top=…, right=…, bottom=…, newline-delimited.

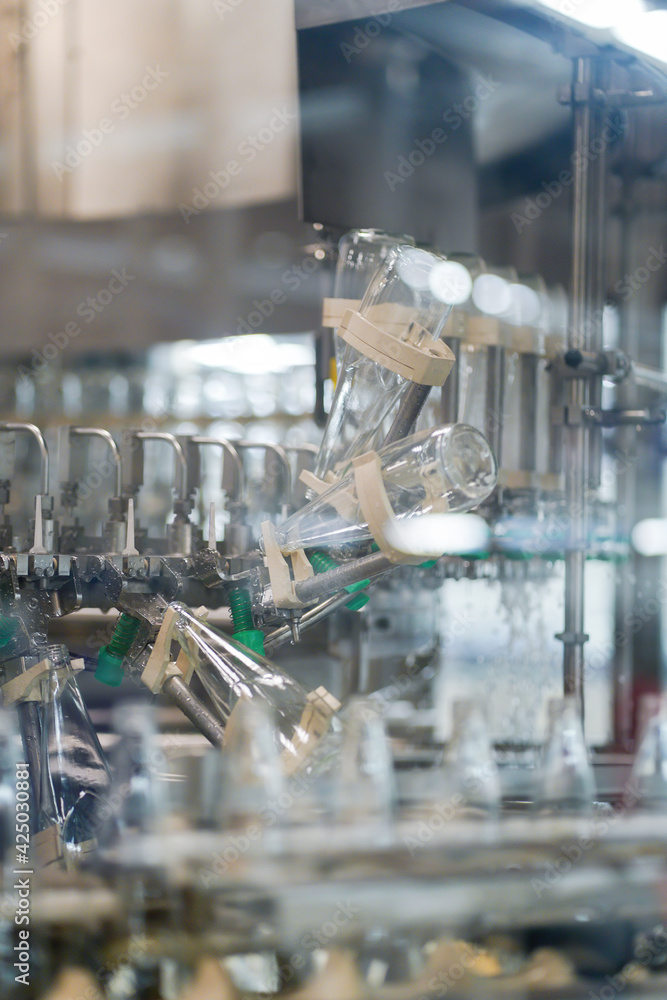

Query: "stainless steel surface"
left=163, top=674, right=226, bottom=748
left=383, top=383, right=431, bottom=447
left=264, top=590, right=357, bottom=650
left=561, top=56, right=594, bottom=714
left=294, top=552, right=394, bottom=603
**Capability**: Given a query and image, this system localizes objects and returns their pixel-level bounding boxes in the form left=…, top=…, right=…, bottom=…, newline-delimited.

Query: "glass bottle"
left=534, top=697, right=595, bottom=815
left=329, top=698, right=396, bottom=827
left=36, top=645, right=111, bottom=863
left=628, top=693, right=667, bottom=811
left=216, top=697, right=285, bottom=834
left=314, top=245, right=454, bottom=480
left=157, top=605, right=340, bottom=776
left=276, top=424, right=497, bottom=555
left=107, top=701, right=167, bottom=837
left=332, top=230, right=416, bottom=371
left=441, top=700, right=500, bottom=816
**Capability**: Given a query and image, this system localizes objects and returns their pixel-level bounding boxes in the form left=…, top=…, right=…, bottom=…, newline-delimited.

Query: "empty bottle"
left=331, top=230, right=416, bottom=371
left=276, top=424, right=497, bottom=556
left=315, top=245, right=455, bottom=479
left=329, top=699, right=396, bottom=828
left=36, top=645, right=111, bottom=863
left=534, top=697, right=595, bottom=815
left=441, top=700, right=500, bottom=816
left=157, top=604, right=340, bottom=776
left=628, top=693, right=667, bottom=811
left=106, top=700, right=167, bottom=837
left=216, top=697, right=285, bottom=834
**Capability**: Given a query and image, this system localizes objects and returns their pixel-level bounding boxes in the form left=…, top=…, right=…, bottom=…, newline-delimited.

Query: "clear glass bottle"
left=628, top=693, right=667, bottom=811
left=315, top=246, right=454, bottom=479
left=36, top=645, right=111, bottom=861
left=534, top=697, right=595, bottom=815
left=216, top=697, right=285, bottom=833
left=276, top=424, right=497, bottom=555
left=107, top=701, right=167, bottom=836
left=441, top=700, right=500, bottom=816
left=328, top=698, right=396, bottom=827
left=158, top=605, right=340, bottom=776
left=332, top=230, right=416, bottom=371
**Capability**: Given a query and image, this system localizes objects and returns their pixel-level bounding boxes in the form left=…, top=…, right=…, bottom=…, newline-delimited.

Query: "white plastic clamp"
left=261, top=521, right=314, bottom=609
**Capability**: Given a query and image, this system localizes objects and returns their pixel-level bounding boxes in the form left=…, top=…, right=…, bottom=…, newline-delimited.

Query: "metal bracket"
left=583, top=407, right=666, bottom=428
left=547, top=348, right=631, bottom=382
left=555, top=631, right=589, bottom=645
left=559, top=85, right=666, bottom=109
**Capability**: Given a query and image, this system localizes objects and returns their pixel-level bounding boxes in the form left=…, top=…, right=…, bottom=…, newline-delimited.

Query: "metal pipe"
left=70, top=427, right=122, bottom=494
left=0, top=423, right=50, bottom=494
left=190, top=436, right=245, bottom=496
left=235, top=442, right=292, bottom=505
left=293, top=551, right=393, bottom=604
left=562, top=56, right=595, bottom=713
left=382, top=383, right=431, bottom=447
left=134, top=432, right=188, bottom=501
left=632, top=364, right=667, bottom=394
left=162, top=674, right=225, bottom=748
left=264, top=590, right=360, bottom=650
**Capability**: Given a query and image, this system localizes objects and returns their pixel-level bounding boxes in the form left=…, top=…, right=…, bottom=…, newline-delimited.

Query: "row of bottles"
left=4, top=623, right=667, bottom=872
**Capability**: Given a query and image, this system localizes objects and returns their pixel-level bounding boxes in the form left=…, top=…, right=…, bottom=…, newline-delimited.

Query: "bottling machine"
left=1, top=0, right=667, bottom=998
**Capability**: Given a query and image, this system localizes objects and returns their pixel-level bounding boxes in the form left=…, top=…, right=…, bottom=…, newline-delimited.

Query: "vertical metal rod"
left=563, top=57, right=595, bottom=714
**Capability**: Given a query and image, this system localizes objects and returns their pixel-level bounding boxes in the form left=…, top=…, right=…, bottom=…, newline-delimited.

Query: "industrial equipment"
left=0, top=1, right=667, bottom=998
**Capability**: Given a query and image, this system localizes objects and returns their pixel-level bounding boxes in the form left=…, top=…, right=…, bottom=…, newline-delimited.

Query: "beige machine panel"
left=0, top=0, right=298, bottom=219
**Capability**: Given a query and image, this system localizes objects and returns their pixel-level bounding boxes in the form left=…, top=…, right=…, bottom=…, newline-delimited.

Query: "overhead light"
left=428, top=261, right=473, bottom=305
left=472, top=274, right=512, bottom=316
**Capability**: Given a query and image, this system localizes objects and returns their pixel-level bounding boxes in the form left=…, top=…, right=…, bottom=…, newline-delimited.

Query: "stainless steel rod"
left=264, top=590, right=360, bottom=650
left=382, top=383, right=431, bottom=447
left=563, top=56, right=595, bottom=714
left=632, top=363, right=667, bottom=394
left=163, top=674, right=225, bottom=747
left=293, top=552, right=393, bottom=603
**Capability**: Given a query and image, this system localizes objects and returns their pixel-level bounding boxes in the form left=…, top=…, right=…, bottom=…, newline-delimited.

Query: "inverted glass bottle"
left=162, top=604, right=339, bottom=775
left=441, top=699, right=500, bottom=816
left=276, top=423, right=497, bottom=555
left=315, top=245, right=454, bottom=479
left=629, top=693, right=667, bottom=811
left=332, top=229, right=416, bottom=371
left=107, top=700, right=167, bottom=836
left=534, top=697, right=595, bottom=815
